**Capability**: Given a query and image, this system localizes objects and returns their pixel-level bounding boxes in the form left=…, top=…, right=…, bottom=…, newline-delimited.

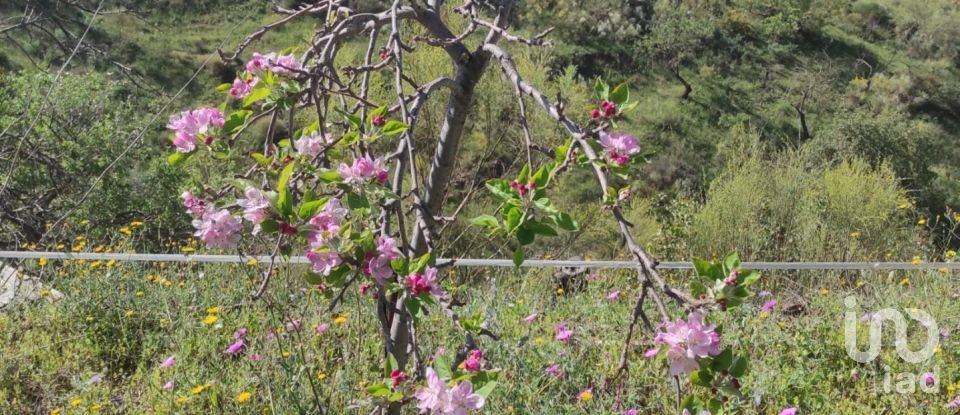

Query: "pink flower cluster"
left=229, top=77, right=258, bottom=99
left=338, top=155, right=388, bottom=185
left=652, top=310, right=721, bottom=376
left=167, top=107, right=225, bottom=153
left=193, top=208, right=243, bottom=250
left=182, top=190, right=242, bottom=250
left=246, top=52, right=301, bottom=75
left=237, top=187, right=270, bottom=234
left=590, top=100, right=618, bottom=119
left=555, top=322, right=574, bottom=342
left=306, top=198, right=348, bottom=275
left=509, top=179, right=534, bottom=196
left=364, top=236, right=401, bottom=285
left=463, top=350, right=483, bottom=373
left=415, top=367, right=484, bottom=414
left=294, top=131, right=334, bottom=158
left=598, top=132, right=640, bottom=166
left=406, top=266, right=443, bottom=297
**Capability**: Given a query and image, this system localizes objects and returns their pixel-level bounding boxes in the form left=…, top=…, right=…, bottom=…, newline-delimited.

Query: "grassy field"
left=2, top=234, right=958, bottom=414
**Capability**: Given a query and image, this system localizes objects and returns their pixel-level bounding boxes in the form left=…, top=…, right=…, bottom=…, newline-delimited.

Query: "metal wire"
left=1, top=251, right=957, bottom=270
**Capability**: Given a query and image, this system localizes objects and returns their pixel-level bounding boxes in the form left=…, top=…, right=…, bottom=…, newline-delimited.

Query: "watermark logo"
left=843, top=296, right=941, bottom=394
left=843, top=296, right=939, bottom=364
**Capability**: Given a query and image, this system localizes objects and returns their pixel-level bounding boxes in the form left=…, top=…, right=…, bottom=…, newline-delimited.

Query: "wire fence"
left=1, top=251, right=958, bottom=271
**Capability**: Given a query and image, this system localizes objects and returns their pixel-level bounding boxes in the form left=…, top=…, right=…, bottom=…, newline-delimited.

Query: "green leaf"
left=304, top=271, right=324, bottom=285
left=277, top=161, right=296, bottom=192
left=340, top=131, right=360, bottom=146
left=512, top=245, right=525, bottom=267
left=298, top=197, right=330, bottom=219
left=593, top=78, right=609, bottom=101
left=243, top=87, right=271, bottom=107
left=366, top=383, right=391, bottom=397
left=260, top=220, right=280, bottom=234
left=167, top=152, right=191, bottom=166
left=411, top=253, right=433, bottom=274
left=517, top=226, right=535, bottom=246
left=610, top=83, right=629, bottom=106
left=347, top=192, right=369, bottom=209
left=252, top=152, right=270, bottom=167
left=530, top=164, right=553, bottom=189
left=390, top=258, right=409, bottom=275
left=723, top=252, right=741, bottom=273
left=739, top=270, right=761, bottom=286
left=367, top=105, right=387, bottom=124
left=405, top=297, right=423, bottom=320
left=690, top=280, right=708, bottom=297
left=381, top=120, right=408, bottom=136
left=692, top=258, right=713, bottom=278
left=554, top=139, right=572, bottom=165
left=326, top=266, right=350, bottom=286
left=553, top=212, right=579, bottom=231
left=505, top=206, right=522, bottom=232
left=729, top=357, right=748, bottom=378
left=526, top=221, right=557, bottom=236
left=222, top=110, right=252, bottom=134
left=533, top=198, right=559, bottom=214
left=277, top=189, right=293, bottom=217
left=690, top=369, right=713, bottom=387
left=710, top=348, right=733, bottom=372
left=474, top=380, right=497, bottom=398
left=317, top=170, right=341, bottom=183
left=470, top=214, right=499, bottom=229
left=335, top=108, right=361, bottom=130
left=485, top=180, right=516, bottom=202
left=386, top=353, right=399, bottom=378
left=216, top=83, right=232, bottom=92
left=517, top=164, right=531, bottom=183
left=434, top=355, right=453, bottom=380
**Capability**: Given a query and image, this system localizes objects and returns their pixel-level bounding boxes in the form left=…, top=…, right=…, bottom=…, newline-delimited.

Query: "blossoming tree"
left=165, top=1, right=762, bottom=413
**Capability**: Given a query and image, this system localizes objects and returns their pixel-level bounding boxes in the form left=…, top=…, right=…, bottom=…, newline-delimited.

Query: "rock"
left=0, top=261, right=64, bottom=310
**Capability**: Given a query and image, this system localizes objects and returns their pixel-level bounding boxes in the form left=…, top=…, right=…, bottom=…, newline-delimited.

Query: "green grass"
left=2, top=252, right=958, bottom=414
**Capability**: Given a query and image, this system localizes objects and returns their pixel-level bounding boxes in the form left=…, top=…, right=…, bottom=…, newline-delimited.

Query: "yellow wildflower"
left=38, top=257, right=48, bottom=267
left=912, top=256, right=922, bottom=265
left=898, top=202, right=910, bottom=209
left=333, top=313, right=349, bottom=325
left=917, top=218, right=927, bottom=225
left=281, top=351, right=290, bottom=358
left=191, top=384, right=208, bottom=395
left=759, top=311, right=769, bottom=320
left=136, top=291, right=144, bottom=297
left=56, top=243, right=65, bottom=251
left=69, top=398, right=83, bottom=407
left=579, top=390, right=593, bottom=401
left=40, top=289, right=50, bottom=297
left=534, top=337, right=544, bottom=344
left=130, top=221, right=144, bottom=227
left=850, top=231, right=860, bottom=239
left=939, top=267, right=948, bottom=274
left=175, top=397, right=189, bottom=405
left=80, top=219, right=90, bottom=225
left=206, top=306, right=220, bottom=314
left=90, top=403, right=102, bottom=412
left=119, top=227, right=132, bottom=235
left=899, top=278, right=910, bottom=287
left=856, top=281, right=865, bottom=287
left=245, top=258, right=258, bottom=266
left=820, top=288, right=829, bottom=296
left=85, top=316, right=94, bottom=322
left=236, top=391, right=252, bottom=403
left=555, top=287, right=564, bottom=295
left=50, top=408, right=61, bottom=415
left=318, top=373, right=327, bottom=381
left=947, top=250, right=957, bottom=259
left=180, top=247, right=195, bottom=253
left=125, top=310, right=134, bottom=317
left=203, top=315, right=219, bottom=326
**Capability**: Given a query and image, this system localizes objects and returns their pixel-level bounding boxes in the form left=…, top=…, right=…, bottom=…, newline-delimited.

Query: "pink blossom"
left=270, top=53, right=301, bottom=75
left=167, top=107, right=224, bottom=152
left=724, top=269, right=739, bottom=286
left=306, top=251, right=342, bottom=276
left=391, top=369, right=408, bottom=388
left=172, top=131, right=196, bottom=153
left=249, top=352, right=262, bottom=362
left=625, top=409, right=639, bottom=415
left=182, top=191, right=206, bottom=218
left=192, top=209, right=242, bottom=250
left=294, top=131, right=333, bottom=158
left=366, top=236, right=401, bottom=284
left=87, top=374, right=102, bottom=385
left=160, top=355, right=175, bottom=368
left=522, top=313, right=537, bottom=324
left=415, top=367, right=449, bottom=413
left=555, top=322, right=574, bottom=342
left=780, top=408, right=798, bottom=415
left=308, top=198, right=347, bottom=241
left=654, top=310, right=721, bottom=376
left=643, top=347, right=660, bottom=358
left=224, top=339, right=245, bottom=355
left=238, top=187, right=270, bottom=233
left=545, top=364, right=561, bottom=377
left=922, top=372, right=936, bottom=386
left=607, top=290, right=621, bottom=301
left=463, top=350, right=482, bottom=373
left=286, top=319, right=302, bottom=332
left=246, top=52, right=275, bottom=73
left=234, top=327, right=247, bottom=339
left=761, top=299, right=778, bottom=312
left=406, top=267, right=443, bottom=297
left=447, top=380, right=485, bottom=414
left=598, top=132, right=640, bottom=166
left=338, top=155, right=388, bottom=185
left=229, top=77, right=257, bottom=98
left=316, top=323, right=329, bottom=334
left=163, top=380, right=175, bottom=391
left=949, top=396, right=960, bottom=408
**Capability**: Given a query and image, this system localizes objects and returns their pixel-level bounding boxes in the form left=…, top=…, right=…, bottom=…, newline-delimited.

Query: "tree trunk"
left=673, top=67, right=692, bottom=100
